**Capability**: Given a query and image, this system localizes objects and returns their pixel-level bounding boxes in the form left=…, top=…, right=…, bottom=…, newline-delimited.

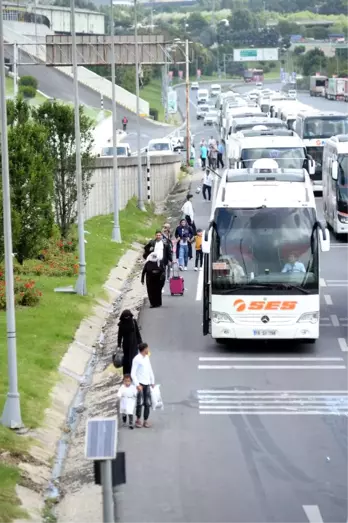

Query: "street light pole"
left=134, top=0, right=146, bottom=211
left=0, top=0, right=23, bottom=429
left=185, top=38, right=190, bottom=167
left=71, top=0, right=87, bottom=295
left=110, top=0, right=121, bottom=242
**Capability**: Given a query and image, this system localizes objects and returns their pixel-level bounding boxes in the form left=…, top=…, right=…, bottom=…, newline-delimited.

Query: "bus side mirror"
left=202, top=229, right=211, bottom=253
left=331, top=160, right=338, bottom=180
left=319, top=227, right=330, bottom=252
left=305, top=155, right=315, bottom=175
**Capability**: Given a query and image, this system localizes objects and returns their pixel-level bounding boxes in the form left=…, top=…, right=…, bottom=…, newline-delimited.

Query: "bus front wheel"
left=215, top=338, right=227, bottom=345
left=304, top=339, right=316, bottom=344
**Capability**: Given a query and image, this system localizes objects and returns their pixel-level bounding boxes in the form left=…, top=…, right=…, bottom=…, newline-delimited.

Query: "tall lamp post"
left=134, top=0, right=146, bottom=212
left=185, top=38, right=190, bottom=167
left=71, top=0, right=87, bottom=295
left=110, top=0, right=121, bottom=242
left=0, top=0, right=23, bottom=429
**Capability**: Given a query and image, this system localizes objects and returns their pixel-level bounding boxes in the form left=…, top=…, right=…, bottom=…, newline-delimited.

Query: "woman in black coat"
left=141, top=252, right=165, bottom=308
left=117, top=309, right=142, bottom=375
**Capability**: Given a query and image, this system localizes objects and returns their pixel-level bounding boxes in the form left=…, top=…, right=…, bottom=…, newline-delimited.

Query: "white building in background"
left=32, top=4, right=105, bottom=34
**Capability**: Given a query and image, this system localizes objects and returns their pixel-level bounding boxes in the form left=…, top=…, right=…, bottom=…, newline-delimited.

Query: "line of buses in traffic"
left=201, top=86, right=348, bottom=346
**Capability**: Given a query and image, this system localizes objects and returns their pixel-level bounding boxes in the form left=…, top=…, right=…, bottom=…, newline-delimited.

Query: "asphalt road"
left=117, top=82, right=348, bottom=523
left=4, top=46, right=175, bottom=150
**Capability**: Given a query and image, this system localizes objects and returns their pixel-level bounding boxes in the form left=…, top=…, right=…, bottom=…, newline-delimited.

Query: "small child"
left=194, top=229, right=203, bottom=272
left=117, top=374, right=137, bottom=429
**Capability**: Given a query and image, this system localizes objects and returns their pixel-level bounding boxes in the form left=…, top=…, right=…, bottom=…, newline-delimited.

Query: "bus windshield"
left=303, top=117, right=348, bottom=139
left=241, top=147, right=305, bottom=169
left=337, top=154, right=348, bottom=203
left=211, top=207, right=319, bottom=295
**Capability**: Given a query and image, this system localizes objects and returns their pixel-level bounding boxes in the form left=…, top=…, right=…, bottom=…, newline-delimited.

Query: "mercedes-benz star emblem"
left=261, top=316, right=270, bottom=324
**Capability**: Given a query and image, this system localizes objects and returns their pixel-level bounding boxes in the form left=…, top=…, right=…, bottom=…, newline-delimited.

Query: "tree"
left=229, top=9, right=256, bottom=33
left=0, top=116, right=55, bottom=263
left=6, top=96, right=31, bottom=127
left=32, top=101, right=95, bottom=238
left=294, top=45, right=306, bottom=55
left=277, top=20, right=299, bottom=37
left=301, top=48, right=327, bottom=76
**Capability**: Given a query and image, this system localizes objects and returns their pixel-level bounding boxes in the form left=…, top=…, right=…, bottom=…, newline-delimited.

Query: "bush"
left=19, top=76, right=38, bottom=90
left=19, top=85, right=36, bottom=99
left=0, top=273, right=42, bottom=310
left=150, top=108, right=159, bottom=121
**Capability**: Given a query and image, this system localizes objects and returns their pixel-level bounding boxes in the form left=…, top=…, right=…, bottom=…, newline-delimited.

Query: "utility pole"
left=185, top=38, right=190, bottom=167
left=71, top=0, right=88, bottom=295
left=110, top=0, right=121, bottom=242
left=0, top=0, right=23, bottom=429
left=34, top=0, right=38, bottom=57
left=134, top=0, right=146, bottom=211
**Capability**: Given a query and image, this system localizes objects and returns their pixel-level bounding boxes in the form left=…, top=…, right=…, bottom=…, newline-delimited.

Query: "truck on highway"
left=201, top=164, right=330, bottom=344
left=197, top=88, right=209, bottom=105
left=210, top=84, right=222, bottom=98
left=226, top=129, right=316, bottom=176
left=294, top=110, right=348, bottom=192
left=310, top=75, right=328, bottom=97
left=325, top=78, right=346, bottom=101
left=322, top=134, right=348, bottom=235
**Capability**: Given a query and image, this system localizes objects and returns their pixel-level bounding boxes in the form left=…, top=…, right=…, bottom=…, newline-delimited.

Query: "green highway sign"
left=240, top=49, right=258, bottom=57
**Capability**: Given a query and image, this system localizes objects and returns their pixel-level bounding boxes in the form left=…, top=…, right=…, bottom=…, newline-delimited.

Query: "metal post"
left=164, top=55, right=168, bottom=123
left=223, top=53, right=226, bottom=78
left=134, top=0, right=145, bottom=211
left=185, top=38, right=190, bottom=167
left=13, top=42, right=18, bottom=97
left=110, top=0, right=121, bottom=242
left=71, top=0, right=87, bottom=295
left=0, top=0, right=23, bottom=429
left=34, top=0, right=38, bottom=57
left=101, top=93, right=104, bottom=110
left=146, top=153, right=151, bottom=201
left=100, top=460, right=115, bottom=523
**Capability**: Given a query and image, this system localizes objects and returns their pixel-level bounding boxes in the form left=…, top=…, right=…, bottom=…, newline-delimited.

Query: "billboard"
left=167, top=89, right=177, bottom=114
left=233, top=48, right=279, bottom=62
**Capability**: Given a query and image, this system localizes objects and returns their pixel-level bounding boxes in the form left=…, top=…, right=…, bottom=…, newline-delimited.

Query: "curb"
left=13, top=248, right=143, bottom=522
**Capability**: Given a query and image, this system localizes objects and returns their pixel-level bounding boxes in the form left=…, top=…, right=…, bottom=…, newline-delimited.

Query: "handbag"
left=112, top=348, right=124, bottom=369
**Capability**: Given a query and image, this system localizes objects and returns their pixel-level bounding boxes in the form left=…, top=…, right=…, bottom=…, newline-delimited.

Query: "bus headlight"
left=212, top=311, right=234, bottom=323
left=297, top=312, right=319, bottom=324
left=338, top=214, right=348, bottom=224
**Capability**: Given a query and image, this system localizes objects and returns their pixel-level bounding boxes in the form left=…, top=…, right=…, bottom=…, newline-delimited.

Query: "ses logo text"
left=233, top=299, right=298, bottom=312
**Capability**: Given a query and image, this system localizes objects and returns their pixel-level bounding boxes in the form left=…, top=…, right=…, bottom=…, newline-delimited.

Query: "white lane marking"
left=198, top=404, right=348, bottom=410
left=320, top=278, right=326, bottom=287
left=199, top=357, right=343, bottom=362
left=195, top=264, right=204, bottom=301
left=197, top=389, right=348, bottom=394
left=303, top=505, right=324, bottom=523
left=330, top=314, right=340, bottom=327
left=200, top=411, right=345, bottom=416
left=338, top=338, right=348, bottom=352
left=330, top=244, right=348, bottom=248
left=198, top=365, right=346, bottom=370
left=325, top=280, right=348, bottom=287
left=324, top=294, right=333, bottom=305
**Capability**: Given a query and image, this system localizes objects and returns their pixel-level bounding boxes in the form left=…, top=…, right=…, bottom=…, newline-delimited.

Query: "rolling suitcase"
left=169, top=262, right=184, bottom=296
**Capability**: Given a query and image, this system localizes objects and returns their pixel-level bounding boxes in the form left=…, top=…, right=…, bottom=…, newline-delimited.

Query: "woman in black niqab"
left=117, top=309, right=142, bottom=375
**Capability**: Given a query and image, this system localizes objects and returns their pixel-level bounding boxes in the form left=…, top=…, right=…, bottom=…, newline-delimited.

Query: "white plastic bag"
left=151, top=384, right=164, bottom=411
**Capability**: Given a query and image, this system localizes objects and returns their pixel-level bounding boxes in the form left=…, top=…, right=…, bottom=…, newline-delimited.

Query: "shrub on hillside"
left=19, top=76, right=38, bottom=90
left=0, top=273, right=42, bottom=310
left=19, top=85, right=37, bottom=99
left=150, top=108, right=159, bottom=121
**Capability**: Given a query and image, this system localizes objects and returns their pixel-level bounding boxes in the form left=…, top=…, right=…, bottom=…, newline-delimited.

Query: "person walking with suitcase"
left=202, top=169, right=213, bottom=201
left=131, top=343, right=155, bottom=428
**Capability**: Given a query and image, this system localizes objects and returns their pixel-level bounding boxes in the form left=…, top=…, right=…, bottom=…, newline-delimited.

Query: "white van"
left=147, top=138, right=173, bottom=155
left=197, top=88, right=209, bottom=105
left=210, top=84, right=222, bottom=97
left=100, top=143, right=131, bottom=157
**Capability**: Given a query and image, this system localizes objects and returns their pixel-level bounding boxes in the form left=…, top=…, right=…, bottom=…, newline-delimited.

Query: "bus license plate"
left=253, top=329, right=277, bottom=336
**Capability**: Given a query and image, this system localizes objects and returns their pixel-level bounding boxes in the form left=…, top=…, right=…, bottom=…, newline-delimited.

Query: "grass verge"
left=0, top=198, right=164, bottom=522
left=140, top=78, right=165, bottom=122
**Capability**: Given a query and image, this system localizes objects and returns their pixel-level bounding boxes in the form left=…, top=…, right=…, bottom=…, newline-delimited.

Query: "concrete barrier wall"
left=85, top=154, right=182, bottom=220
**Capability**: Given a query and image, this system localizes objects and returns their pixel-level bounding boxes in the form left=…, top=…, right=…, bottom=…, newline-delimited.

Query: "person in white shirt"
left=117, top=374, right=137, bottom=429
left=201, top=170, right=213, bottom=201
left=181, top=194, right=196, bottom=234
left=208, top=136, right=216, bottom=147
left=131, top=342, right=155, bottom=428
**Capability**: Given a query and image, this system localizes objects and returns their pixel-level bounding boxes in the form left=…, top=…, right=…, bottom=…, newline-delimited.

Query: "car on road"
left=204, top=110, right=219, bottom=126
left=256, top=81, right=263, bottom=89
left=288, top=89, right=297, bottom=99
left=100, top=143, right=132, bottom=157
left=146, top=138, right=174, bottom=155
left=196, top=104, right=210, bottom=120
left=191, top=81, right=199, bottom=90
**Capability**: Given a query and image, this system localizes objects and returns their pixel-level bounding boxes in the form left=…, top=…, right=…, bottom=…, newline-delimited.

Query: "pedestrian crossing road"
left=197, top=389, right=348, bottom=416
